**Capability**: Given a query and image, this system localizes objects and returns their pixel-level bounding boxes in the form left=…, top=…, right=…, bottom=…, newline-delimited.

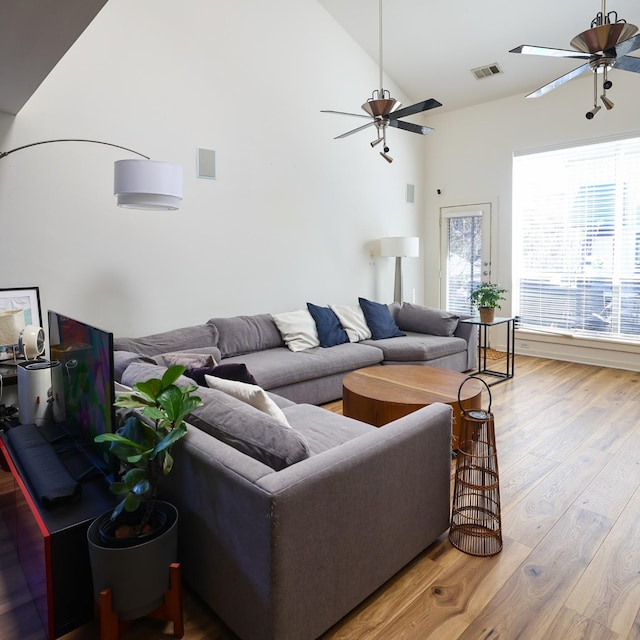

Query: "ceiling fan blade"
left=388, top=120, right=433, bottom=135
left=334, top=120, right=376, bottom=139
left=612, top=33, right=640, bottom=58
left=390, top=98, right=442, bottom=119
left=525, top=62, right=591, bottom=98
left=510, top=44, right=591, bottom=59
left=321, top=109, right=371, bottom=120
left=614, top=55, right=640, bottom=73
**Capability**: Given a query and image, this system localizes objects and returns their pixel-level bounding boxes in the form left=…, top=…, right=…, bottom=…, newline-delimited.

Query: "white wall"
left=0, top=0, right=427, bottom=337
left=422, top=70, right=640, bottom=370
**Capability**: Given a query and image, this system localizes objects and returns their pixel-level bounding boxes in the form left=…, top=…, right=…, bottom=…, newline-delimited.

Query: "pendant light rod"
left=0, top=138, right=150, bottom=160
left=378, top=0, right=384, bottom=94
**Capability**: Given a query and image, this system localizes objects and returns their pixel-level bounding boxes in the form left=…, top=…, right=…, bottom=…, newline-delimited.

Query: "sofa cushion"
left=207, top=314, right=283, bottom=358
left=396, top=303, right=460, bottom=337
left=361, top=331, right=467, bottom=362
left=187, top=387, right=310, bottom=470
left=154, top=351, right=217, bottom=369
left=358, top=297, right=405, bottom=339
left=329, top=304, right=372, bottom=342
left=184, top=362, right=257, bottom=387
left=306, top=303, right=349, bottom=347
left=114, top=324, right=219, bottom=357
left=271, top=310, right=320, bottom=352
left=282, top=404, right=374, bottom=455
left=113, top=351, right=156, bottom=383
left=220, top=342, right=383, bottom=390
left=120, top=361, right=199, bottom=389
left=204, top=375, right=290, bottom=427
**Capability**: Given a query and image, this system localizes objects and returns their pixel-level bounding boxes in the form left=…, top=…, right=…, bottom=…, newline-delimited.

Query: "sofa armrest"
left=454, top=316, right=478, bottom=371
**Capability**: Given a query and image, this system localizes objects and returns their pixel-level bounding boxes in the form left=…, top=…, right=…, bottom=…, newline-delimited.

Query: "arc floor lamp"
left=0, top=139, right=183, bottom=211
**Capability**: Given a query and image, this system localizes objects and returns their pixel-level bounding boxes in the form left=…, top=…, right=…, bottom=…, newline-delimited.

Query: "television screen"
left=47, top=310, right=116, bottom=473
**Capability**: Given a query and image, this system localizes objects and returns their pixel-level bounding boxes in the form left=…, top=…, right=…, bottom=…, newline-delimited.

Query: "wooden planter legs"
left=97, top=562, right=184, bottom=640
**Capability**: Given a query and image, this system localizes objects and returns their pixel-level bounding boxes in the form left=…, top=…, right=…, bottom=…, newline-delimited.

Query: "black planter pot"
left=87, top=500, right=178, bottom=621
left=96, top=502, right=171, bottom=548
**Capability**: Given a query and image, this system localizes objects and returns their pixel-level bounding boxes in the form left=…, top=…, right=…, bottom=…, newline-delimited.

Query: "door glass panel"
left=440, top=205, right=492, bottom=314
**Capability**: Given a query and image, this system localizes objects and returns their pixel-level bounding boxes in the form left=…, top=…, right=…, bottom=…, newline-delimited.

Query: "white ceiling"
left=2, top=1, right=639, bottom=118
left=318, top=0, right=640, bottom=113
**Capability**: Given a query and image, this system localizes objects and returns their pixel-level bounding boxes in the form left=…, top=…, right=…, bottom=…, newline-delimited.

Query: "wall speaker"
left=197, top=148, right=216, bottom=179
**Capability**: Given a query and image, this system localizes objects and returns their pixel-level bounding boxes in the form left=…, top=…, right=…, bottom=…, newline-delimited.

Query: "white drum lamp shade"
left=114, top=159, right=183, bottom=211
left=380, top=236, right=420, bottom=258
left=379, top=236, right=420, bottom=303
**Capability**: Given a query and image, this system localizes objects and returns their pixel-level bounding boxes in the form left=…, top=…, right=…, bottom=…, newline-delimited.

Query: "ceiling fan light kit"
left=321, top=0, right=442, bottom=162
left=510, top=1, right=640, bottom=119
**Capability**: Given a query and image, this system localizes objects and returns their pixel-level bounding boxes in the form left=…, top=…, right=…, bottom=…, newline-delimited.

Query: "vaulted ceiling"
left=0, top=0, right=107, bottom=115
left=2, top=1, right=639, bottom=117
left=318, top=0, right=640, bottom=113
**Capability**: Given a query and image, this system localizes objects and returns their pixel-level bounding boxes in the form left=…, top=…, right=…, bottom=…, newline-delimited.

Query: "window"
left=513, top=136, right=640, bottom=342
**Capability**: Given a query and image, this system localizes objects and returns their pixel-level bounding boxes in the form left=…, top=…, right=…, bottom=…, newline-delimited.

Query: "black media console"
left=0, top=423, right=117, bottom=639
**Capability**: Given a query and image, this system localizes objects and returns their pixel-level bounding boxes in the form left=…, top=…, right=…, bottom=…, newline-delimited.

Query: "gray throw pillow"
left=113, top=351, right=156, bottom=383
left=396, top=303, right=460, bottom=337
left=188, top=387, right=310, bottom=470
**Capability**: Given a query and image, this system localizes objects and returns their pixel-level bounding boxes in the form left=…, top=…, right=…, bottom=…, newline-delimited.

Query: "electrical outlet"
left=519, top=341, right=530, bottom=349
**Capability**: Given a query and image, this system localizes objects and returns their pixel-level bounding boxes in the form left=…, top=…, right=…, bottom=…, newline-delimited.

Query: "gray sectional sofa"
left=111, top=302, right=476, bottom=640
left=114, top=302, right=477, bottom=406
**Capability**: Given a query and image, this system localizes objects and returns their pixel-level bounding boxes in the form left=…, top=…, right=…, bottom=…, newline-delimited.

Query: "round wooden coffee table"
left=342, top=365, right=484, bottom=449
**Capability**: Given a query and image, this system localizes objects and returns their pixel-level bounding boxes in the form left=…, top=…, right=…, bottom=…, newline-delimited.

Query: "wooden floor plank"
left=566, top=486, right=640, bottom=636
left=576, top=433, right=640, bottom=520
left=459, top=506, right=613, bottom=640
left=546, top=607, right=620, bottom=640
left=503, top=446, right=610, bottom=548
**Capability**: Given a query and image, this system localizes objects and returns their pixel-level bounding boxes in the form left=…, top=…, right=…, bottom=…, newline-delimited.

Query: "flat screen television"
left=47, top=310, right=116, bottom=478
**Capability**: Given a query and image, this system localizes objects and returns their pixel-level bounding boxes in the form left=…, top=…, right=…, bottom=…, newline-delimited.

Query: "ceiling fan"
left=510, top=1, right=640, bottom=119
left=321, top=0, right=442, bottom=163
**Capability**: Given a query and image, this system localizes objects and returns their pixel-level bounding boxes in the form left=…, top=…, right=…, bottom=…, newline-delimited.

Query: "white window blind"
left=513, top=136, right=640, bottom=342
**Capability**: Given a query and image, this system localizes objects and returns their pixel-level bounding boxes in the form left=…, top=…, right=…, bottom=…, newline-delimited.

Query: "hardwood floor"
left=2, top=356, right=640, bottom=639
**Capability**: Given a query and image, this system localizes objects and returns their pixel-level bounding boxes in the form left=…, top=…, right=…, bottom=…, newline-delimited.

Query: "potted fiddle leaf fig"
left=87, top=365, right=202, bottom=621
left=470, top=282, right=507, bottom=323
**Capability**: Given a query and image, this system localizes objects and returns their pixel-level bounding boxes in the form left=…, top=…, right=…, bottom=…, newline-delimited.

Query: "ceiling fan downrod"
left=591, top=0, right=626, bottom=29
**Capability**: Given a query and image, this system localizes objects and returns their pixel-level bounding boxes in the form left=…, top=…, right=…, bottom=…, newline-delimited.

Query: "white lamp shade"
left=380, top=236, right=420, bottom=258
left=114, top=159, right=183, bottom=211
left=0, top=309, right=25, bottom=346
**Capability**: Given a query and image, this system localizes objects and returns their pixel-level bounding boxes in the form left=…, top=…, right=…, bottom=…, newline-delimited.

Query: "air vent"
left=471, top=63, right=503, bottom=80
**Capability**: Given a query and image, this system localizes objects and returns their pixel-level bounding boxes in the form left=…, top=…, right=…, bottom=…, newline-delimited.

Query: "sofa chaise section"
left=161, top=398, right=453, bottom=640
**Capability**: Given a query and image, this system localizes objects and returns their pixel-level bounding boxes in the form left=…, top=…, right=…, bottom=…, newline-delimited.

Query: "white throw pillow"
left=271, top=309, right=320, bottom=352
left=204, top=375, right=290, bottom=427
left=329, top=304, right=372, bottom=342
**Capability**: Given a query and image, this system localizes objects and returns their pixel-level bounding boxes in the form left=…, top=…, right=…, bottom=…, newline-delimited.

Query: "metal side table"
left=460, top=316, right=515, bottom=385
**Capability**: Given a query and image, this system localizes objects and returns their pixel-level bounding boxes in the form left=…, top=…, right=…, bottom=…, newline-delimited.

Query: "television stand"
left=0, top=427, right=117, bottom=639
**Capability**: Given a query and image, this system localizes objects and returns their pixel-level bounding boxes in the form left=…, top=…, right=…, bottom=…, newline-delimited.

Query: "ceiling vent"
left=471, top=63, right=503, bottom=80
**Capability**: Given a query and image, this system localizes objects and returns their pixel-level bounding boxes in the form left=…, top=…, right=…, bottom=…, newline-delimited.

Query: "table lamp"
left=0, top=309, right=26, bottom=361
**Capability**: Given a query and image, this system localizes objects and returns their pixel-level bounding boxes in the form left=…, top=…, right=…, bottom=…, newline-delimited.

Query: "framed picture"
left=0, top=287, right=41, bottom=327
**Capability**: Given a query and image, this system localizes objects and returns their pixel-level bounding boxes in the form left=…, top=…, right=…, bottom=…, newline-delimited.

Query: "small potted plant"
left=470, top=282, right=507, bottom=323
left=87, top=365, right=202, bottom=621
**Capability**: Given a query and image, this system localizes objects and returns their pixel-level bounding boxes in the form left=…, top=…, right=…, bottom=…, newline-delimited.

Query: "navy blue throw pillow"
left=184, top=363, right=258, bottom=387
left=306, top=302, right=349, bottom=347
left=358, top=297, right=406, bottom=340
